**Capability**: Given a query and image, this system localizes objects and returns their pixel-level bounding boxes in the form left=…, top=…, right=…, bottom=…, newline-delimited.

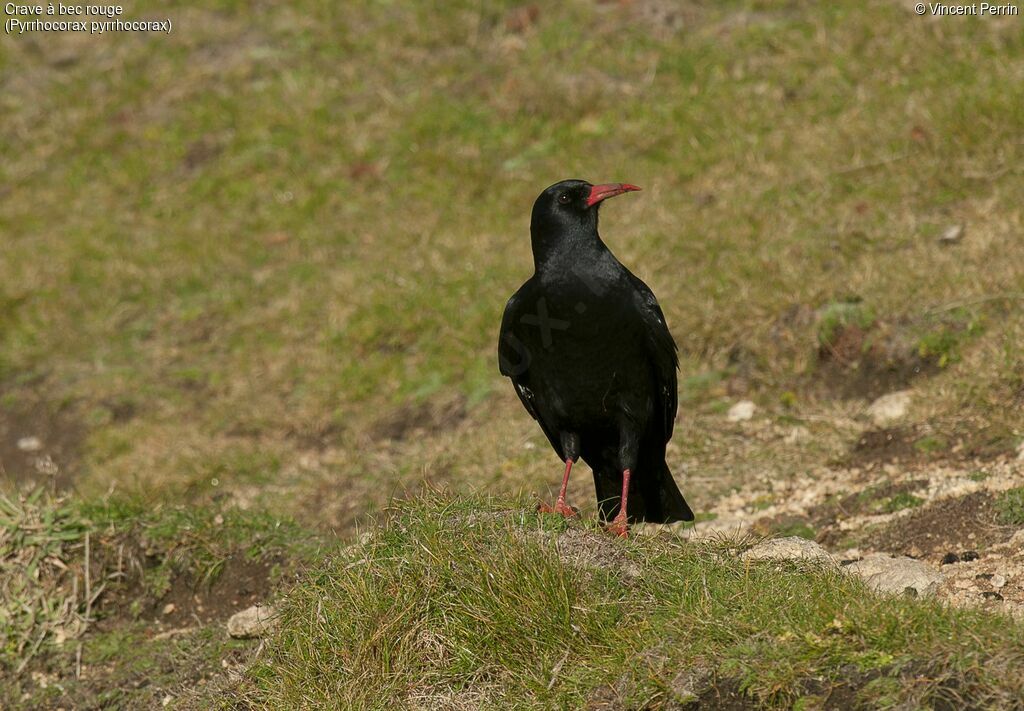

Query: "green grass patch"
left=915, top=314, right=984, bottom=368
left=773, top=521, right=818, bottom=540
left=913, top=435, right=948, bottom=454
left=244, top=496, right=1024, bottom=709
left=995, top=487, right=1024, bottom=526
left=880, top=492, right=925, bottom=514
left=817, top=301, right=876, bottom=349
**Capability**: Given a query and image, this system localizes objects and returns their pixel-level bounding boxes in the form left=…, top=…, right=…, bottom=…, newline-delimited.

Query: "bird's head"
left=531, top=179, right=641, bottom=237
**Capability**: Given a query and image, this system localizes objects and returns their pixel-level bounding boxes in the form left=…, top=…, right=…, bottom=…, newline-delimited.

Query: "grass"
left=880, top=492, right=925, bottom=514
left=995, top=488, right=1024, bottom=526
left=241, top=496, right=1024, bottom=709
left=1, top=0, right=1023, bottom=526
left=0, top=489, right=325, bottom=680
left=3, top=0, right=1024, bottom=706
left=817, top=300, right=876, bottom=350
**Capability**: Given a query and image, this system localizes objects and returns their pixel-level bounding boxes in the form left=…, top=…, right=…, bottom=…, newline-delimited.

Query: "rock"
left=865, top=391, right=912, bottom=426
left=938, top=224, right=963, bottom=245
left=991, top=573, right=1007, bottom=589
left=847, top=553, right=943, bottom=597
left=16, top=436, right=42, bottom=452
left=726, top=400, right=755, bottom=422
left=227, top=604, right=278, bottom=639
left=741, top=536, right=837, bottom=566
left=161, top=603, right=176, bottom=616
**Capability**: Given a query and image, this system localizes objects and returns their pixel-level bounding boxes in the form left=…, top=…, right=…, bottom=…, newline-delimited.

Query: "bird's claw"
left=604, top=515, right=629, bottom=538
left=537, top=500, right=578, bottom=518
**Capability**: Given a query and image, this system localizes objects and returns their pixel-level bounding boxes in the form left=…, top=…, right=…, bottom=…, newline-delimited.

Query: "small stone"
left=727, top=400, right=756, bottom=422
left=941, top=552, right=960, bottom=565
left=865, top=391, right=912, bottom=427
left=741, top=537, right=836, bottom=566
left=162, top=603, right=176, bottom=616
left=982, top=591, right=1004, bottom=601
left=846, top=553, right=943, bottom=597
left=938, top=224, right=963, bottom=245
left=991, top=574, right=1007, bottom=589
left=16, top=436, right=42, bottom=452
left=962, top=550, right=979, bottom=562
left=227, top=604, right=278, bottom=639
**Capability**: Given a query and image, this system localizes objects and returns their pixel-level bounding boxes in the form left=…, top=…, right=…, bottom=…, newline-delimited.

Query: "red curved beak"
left=586, top=183, right=641, bottom=207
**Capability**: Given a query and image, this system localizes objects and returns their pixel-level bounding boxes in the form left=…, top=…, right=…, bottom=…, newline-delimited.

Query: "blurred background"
left=2, top=0, right=1022, bottom=532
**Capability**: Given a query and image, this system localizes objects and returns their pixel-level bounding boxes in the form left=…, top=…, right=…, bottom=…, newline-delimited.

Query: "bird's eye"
left=558, top=193, right=571, bottom=204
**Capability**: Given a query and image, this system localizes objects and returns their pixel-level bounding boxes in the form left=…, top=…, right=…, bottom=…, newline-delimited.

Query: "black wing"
left=498, top=288, right=564, bottom=459
left=626, top=273, right=679, bottom=440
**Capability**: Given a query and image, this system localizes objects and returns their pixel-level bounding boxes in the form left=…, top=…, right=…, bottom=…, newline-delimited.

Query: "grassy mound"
left=244, top=497, right=1024, bottom=709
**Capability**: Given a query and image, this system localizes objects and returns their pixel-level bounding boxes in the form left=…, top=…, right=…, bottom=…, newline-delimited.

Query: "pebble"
left=727, top=400, right=756, bottom=422
left=847, top=553, right=943, bottom=597
left=227, top=604, right=278, bottom=639
left=938, top=224, right=963, bottom=245
left=865, top=391, right=912, bottom=427
left=16, top=436, right=42, bottom=452
left=741, top=537, right=837, bottom=566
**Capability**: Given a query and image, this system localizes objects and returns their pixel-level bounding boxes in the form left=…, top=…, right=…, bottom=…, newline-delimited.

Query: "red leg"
left=538, top=458, right=577, bottom=518
left=605, top=468, right=631, bottom=537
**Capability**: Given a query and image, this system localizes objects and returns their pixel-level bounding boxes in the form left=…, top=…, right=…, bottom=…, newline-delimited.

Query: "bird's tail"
left=593, top=456, right=694, bottom=524
left=642, top=459, right=694, bottom=523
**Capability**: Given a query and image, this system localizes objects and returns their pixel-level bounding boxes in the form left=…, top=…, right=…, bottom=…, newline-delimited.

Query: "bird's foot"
left=604, top=513, right=629, bottom=538
left=537, top=500, right=578, bottom=518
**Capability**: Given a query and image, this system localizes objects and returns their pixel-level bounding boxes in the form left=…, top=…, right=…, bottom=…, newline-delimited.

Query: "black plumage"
left=498, top=179, right=694, bottom=534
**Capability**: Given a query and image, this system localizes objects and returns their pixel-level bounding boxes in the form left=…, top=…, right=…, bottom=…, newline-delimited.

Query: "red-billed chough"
left=498, top=179, right=694, bottom=536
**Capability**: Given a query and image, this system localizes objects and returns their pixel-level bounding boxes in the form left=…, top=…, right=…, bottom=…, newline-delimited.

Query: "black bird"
left=498, top=179, right=694, bottom=536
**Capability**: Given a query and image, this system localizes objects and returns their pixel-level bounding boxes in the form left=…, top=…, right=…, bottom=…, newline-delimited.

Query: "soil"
left=857, top=492, right=1014, bottom=561
left=146, top=554, right=276, bottom=628
left=843, top=426, right=932, bottom=468
left=370, top=395, right=468, bottom=442
left=92, top=548, right=277, bottom=632
left=0, top=396, right=84, bottom=489
left=809, top=479, right=930, bottom=525
left=813, top=323, right=936, bottom=401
